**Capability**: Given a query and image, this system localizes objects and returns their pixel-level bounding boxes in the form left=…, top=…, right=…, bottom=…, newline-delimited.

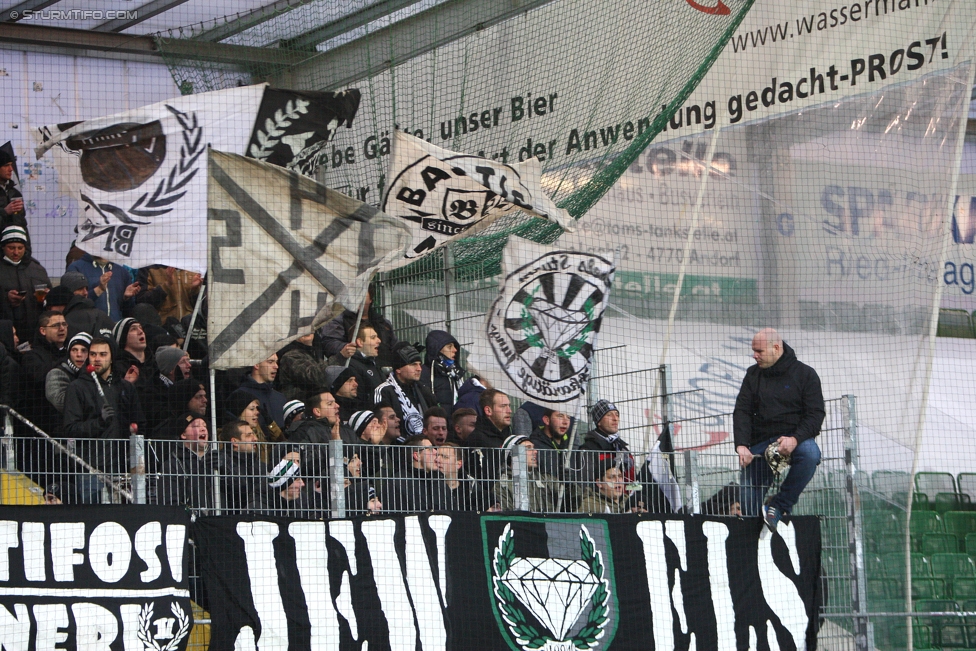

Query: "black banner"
left=0, top=506, right=192, bottom=651
left=197, top=514, right=822, bottom=651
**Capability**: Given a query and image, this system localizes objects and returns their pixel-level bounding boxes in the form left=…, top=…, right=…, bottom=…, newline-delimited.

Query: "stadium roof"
left=0, top=0, right=552, bottom=90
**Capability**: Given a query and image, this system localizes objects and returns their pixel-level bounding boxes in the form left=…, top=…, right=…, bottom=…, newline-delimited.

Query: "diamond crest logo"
left=486, top=519, right=617, bottom=651
left=487, top=248, right=614, bottom=404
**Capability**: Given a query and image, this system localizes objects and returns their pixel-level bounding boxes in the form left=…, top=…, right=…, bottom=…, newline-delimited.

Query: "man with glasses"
left=22, top=311, right=68, bottom=435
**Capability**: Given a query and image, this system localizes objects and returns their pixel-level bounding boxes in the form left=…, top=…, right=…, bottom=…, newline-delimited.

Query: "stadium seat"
left=930, top=554, right=976, bottom=579
left=945, top=512, right=976, bottom=551
left=917, top=472, right=958, bottom=500
left=874, top=470, right=911, bottom=500
left=912, top=511, right=944, bottom=534
left=959, top=473, right=976, bottom=501
left=967, top=533, right=976, bottom=556
left=936, top=493, right=974, bottom=514
left=936, top=308, right=975, bottom=338
left=952, top=577, right=976, bottom=600
left=922, top=533, right=959, bottom=555
left=883, top=552, right=931, bottom=577
left=912, top=577, right=947, bottom=600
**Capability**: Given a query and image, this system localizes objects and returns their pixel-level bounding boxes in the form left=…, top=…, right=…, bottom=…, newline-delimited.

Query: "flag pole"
left=554, top=246, right=620, bottom=512
left=344, top=288, right=369, bottom=369
left=182, top=282, right=206, bottom=354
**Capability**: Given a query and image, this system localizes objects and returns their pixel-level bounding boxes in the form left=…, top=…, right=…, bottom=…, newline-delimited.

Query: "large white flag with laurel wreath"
left=36, top=85, right=266, bottom=275
left=36, top=85, right=362, bottom=274
left=465, top=236, right=615, bottom=413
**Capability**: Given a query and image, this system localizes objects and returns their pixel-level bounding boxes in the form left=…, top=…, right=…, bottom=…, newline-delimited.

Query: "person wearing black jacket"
left=465, top=389, right=513, bottom=480
left=733, top=328, right=824, bottom=531
left=578, top=400, right=634, bottom=485
left=318, top=285, right=398, bottom=369
left=374, top=343, right=436, bottom=443
left=63, top=337, right=146, bottom=502
left=420, top=329, right=464, bottom=411
left=59, top=272, right=113, bottom=338
left=21, top=311, right=67, bottom=434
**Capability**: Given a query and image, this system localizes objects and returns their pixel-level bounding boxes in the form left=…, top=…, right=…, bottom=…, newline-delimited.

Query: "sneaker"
left=763, top=505, right=782, bottom=533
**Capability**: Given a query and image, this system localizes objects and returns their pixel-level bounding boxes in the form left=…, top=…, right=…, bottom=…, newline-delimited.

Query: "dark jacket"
left=340, top=352, right=384, bottom=407
left=0, top=321, right=20, bottom=408
left=0, top=179, right=26, bottom=227
left=21, top=338, right=65, bottom=433
left=420, top=330, right=464, bottom=411
left=154, top=445, right=219, bottom=512
left=466, top=412, right=512, bottom=480
left=62, top=294, right=113, bottom=339
left=579, top=429, right=633, bottom=483
left=0, top=255, right=50, bottom=336
left=733, top=342, right=825, bottom=448
left=218, top=448, right=267, bottom=513
left=276, top=339, right=329, bottom=402
left=318, top=308, right=398, bottom=369
left=62, top=371, right=145, bottom=471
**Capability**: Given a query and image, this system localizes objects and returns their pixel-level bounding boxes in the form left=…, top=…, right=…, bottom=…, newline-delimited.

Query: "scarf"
left=2, top=257, right=20, bottom=266
left=432, top=357, right=463, bottom=404
left=385, top=373, right=423, bottom=437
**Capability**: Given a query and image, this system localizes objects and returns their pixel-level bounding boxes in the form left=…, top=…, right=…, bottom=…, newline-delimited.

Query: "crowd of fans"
left=0, top=184, right=677, bottom=515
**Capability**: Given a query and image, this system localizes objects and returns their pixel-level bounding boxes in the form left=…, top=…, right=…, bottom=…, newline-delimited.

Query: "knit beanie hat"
left=392, top=342, right=422, bottom=368
left=112, top=317, right=137, bottom=347
left=349, top=410, right=377, bottom=438
left=155, top=346, right=186, bottom=376
left=283, top=400, right=305, bottom=427
left=59, top=271, right=88, bottom=292
left=502, top=434, right=529, bottom=457
left=323, top=365, right=355, bottom=394
left=590, top=399, right=618, bottom=426
left=46, top=285, right=73, bottom=307
left=0, top=150, right=14, bottom=167
left=268, top=457, right=301, bottom=488
left=0, top=226, right=27, bottom=245
left=67, top=331, right=92, bottom=351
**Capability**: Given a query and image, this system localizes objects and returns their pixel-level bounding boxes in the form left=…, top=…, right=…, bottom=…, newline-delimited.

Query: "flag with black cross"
left=206, top=149, right=411, bottom=369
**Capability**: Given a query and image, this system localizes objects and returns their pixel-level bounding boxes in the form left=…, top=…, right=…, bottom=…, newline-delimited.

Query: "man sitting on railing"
left=733, top=327, right=824, bottom=532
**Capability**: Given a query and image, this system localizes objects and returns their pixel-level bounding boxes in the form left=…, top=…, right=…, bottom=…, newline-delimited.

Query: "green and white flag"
left=466, top=236, right=614, bottom=412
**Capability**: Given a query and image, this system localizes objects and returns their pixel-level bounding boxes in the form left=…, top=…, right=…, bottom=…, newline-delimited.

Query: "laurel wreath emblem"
left=136, top=601, right=191, bottom=651
left=79, top=104, right=203, bottom=228
left=492, top=524, right=610, bottom=651
left=249, top=99, right=310, bottom=161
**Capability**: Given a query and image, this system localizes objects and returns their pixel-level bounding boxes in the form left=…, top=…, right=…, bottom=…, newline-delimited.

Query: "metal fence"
left=7, top=380, right=972, bottom=651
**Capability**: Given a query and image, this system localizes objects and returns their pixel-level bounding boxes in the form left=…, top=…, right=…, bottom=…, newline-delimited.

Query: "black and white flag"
left=196, top=513, right=822, bottom=651
left=36, top=85, right=361, bottom=274
left=36, top=85, right=267, bottom=274
left=381, top=132, right=574, bottom=265
left=463, top=237, right=614, bottom=413
left=246, top=88, right=361, bottom=177
left=207, top=149, right=411, bottom=370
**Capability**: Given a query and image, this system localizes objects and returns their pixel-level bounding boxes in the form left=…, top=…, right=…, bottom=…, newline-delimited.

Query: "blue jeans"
left=740, top=436, right=821, bottom=516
